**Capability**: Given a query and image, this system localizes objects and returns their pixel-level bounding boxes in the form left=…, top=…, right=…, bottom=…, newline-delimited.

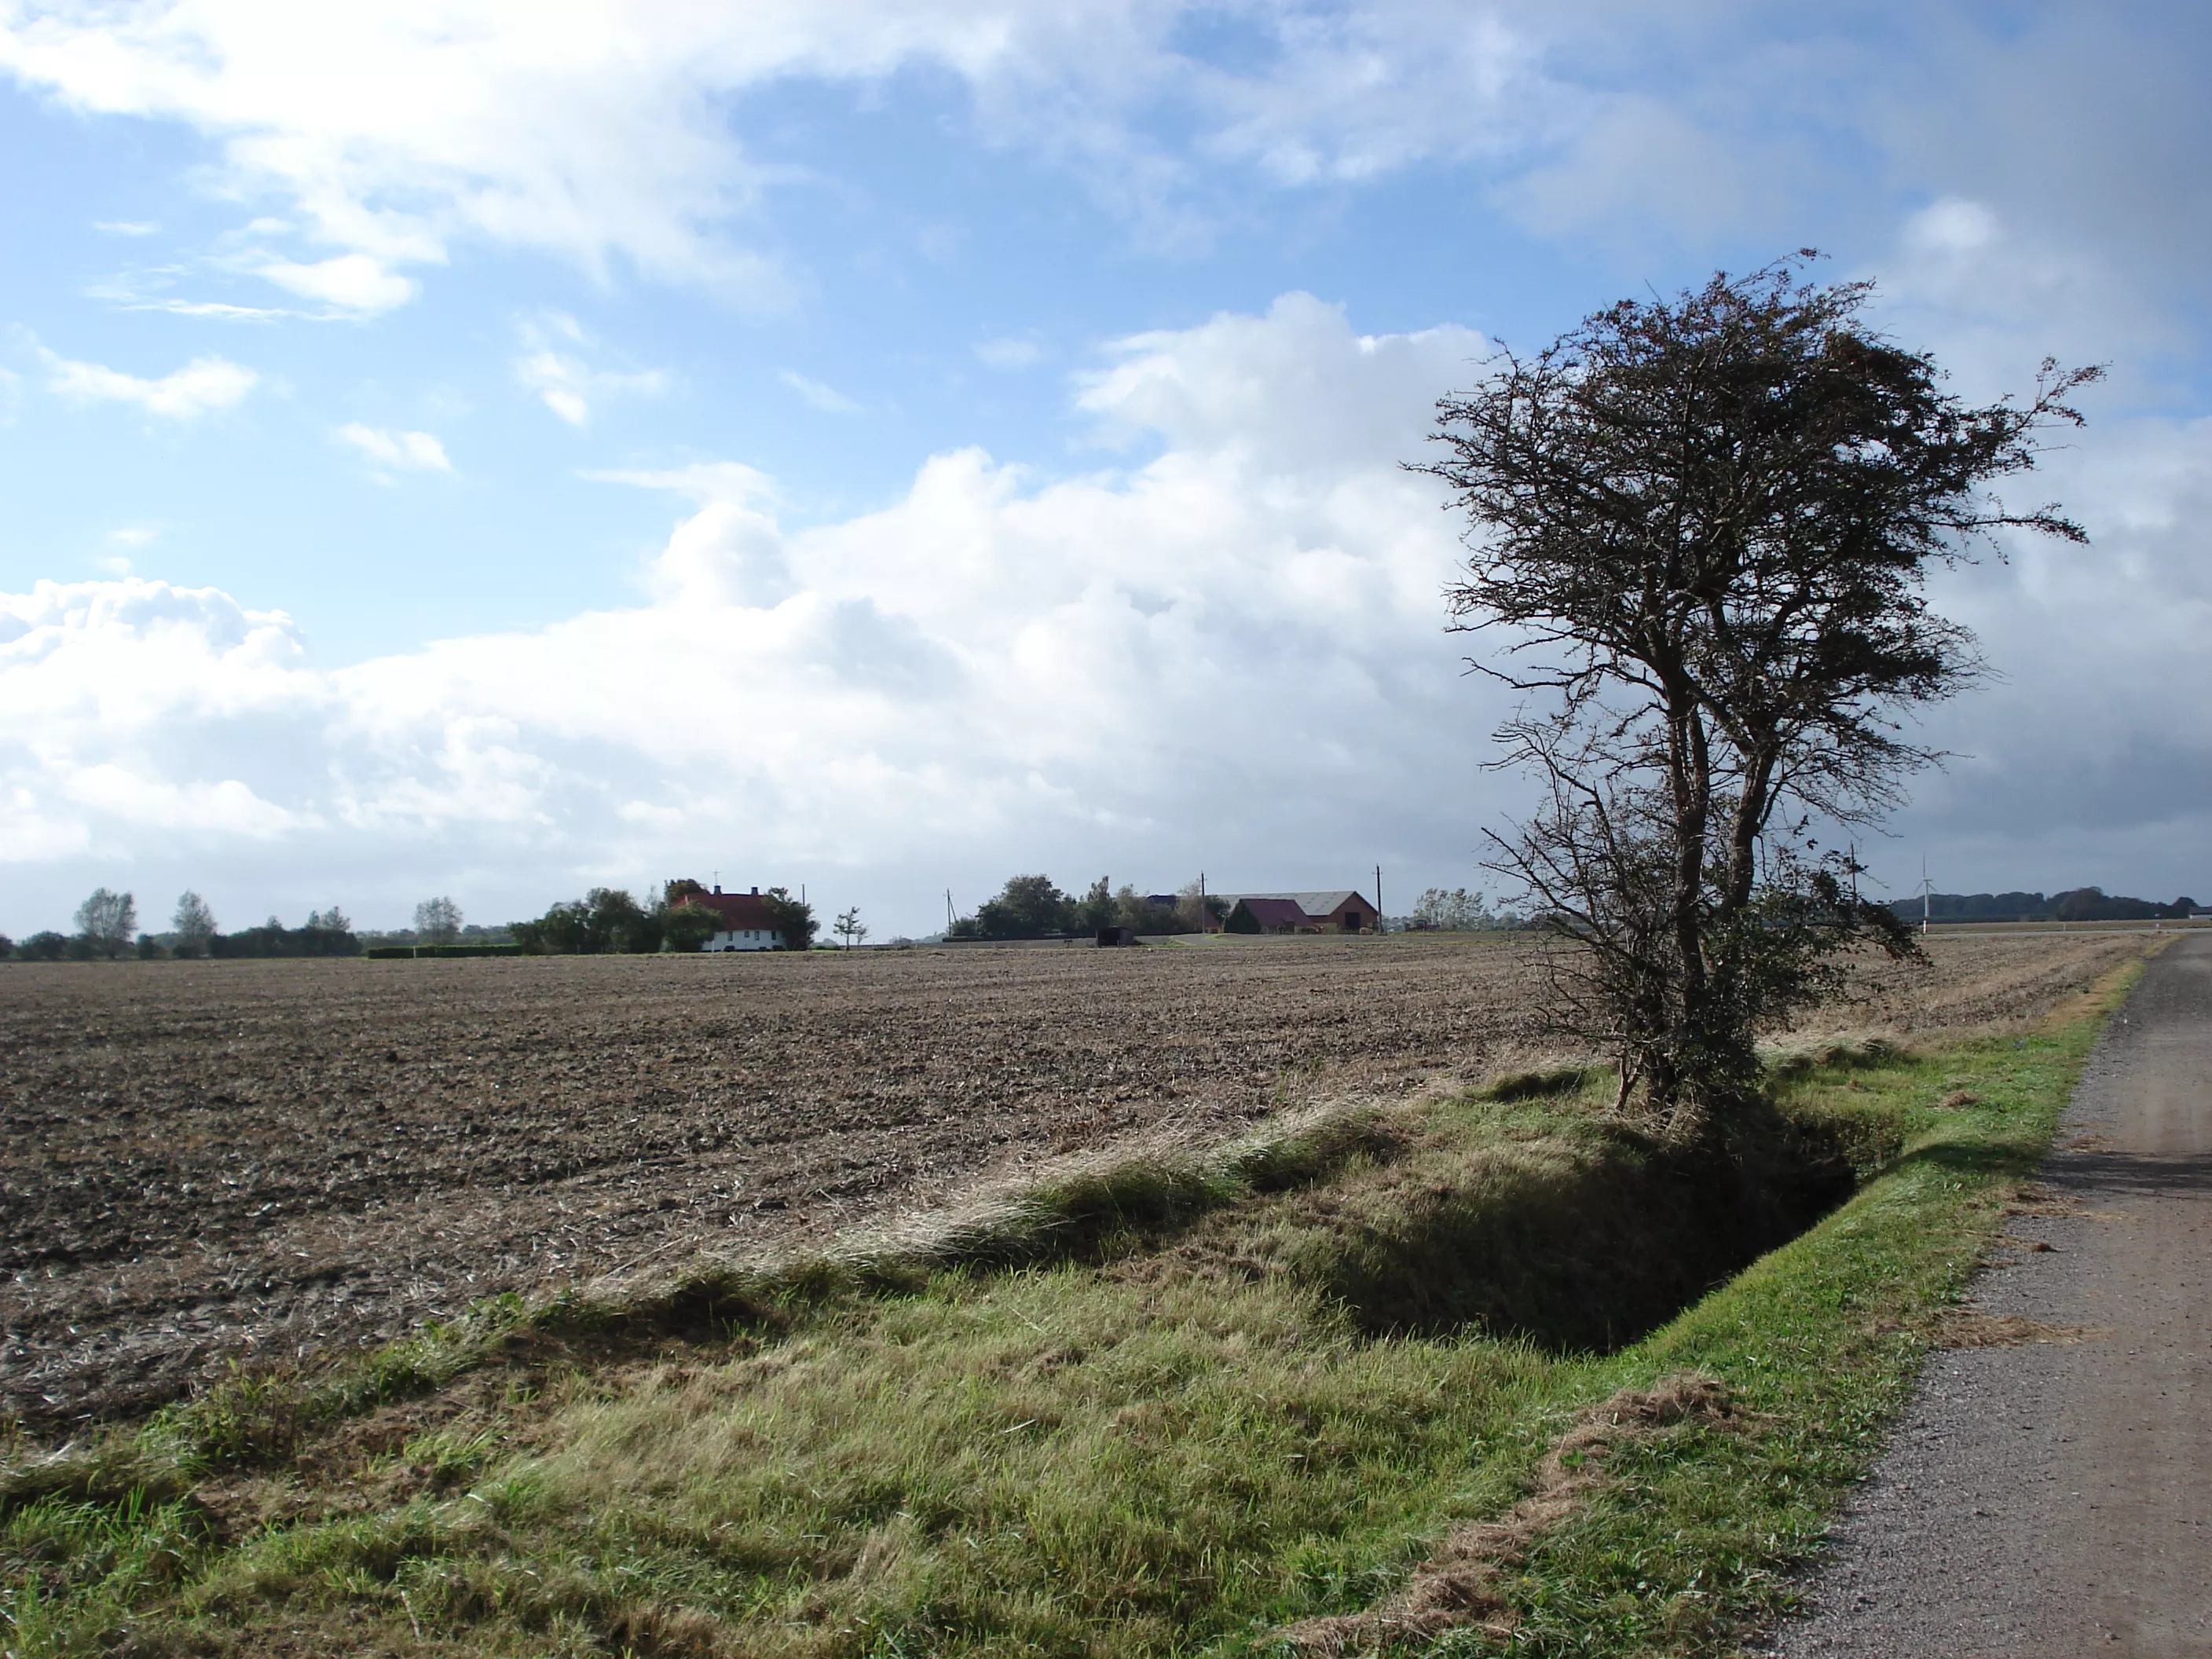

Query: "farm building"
left=680, top=885, right=781, bottom=951
left=1218, top=890, right=1381, bottom=934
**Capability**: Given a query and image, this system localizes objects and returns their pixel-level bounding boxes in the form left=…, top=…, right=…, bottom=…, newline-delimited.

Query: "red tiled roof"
left=679, top=891, right=778, bottom=931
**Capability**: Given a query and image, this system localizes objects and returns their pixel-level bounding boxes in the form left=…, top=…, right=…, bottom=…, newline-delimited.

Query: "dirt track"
left=1767, top=931, right=2212, bottom=1657
left=0, top=933, right=2144, bottom=1429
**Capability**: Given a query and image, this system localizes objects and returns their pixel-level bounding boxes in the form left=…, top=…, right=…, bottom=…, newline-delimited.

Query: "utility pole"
left=1919, top=856, right=1934, bottom=936
left=946, top=888, right=954, bottom=934
left=1199, top=871, right=1207, bottom=935
left=1375, top=863, right=1383, bottom=933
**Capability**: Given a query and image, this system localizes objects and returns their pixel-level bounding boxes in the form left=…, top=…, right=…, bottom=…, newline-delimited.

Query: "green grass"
left=0, top=965, right=2134, bottom=1659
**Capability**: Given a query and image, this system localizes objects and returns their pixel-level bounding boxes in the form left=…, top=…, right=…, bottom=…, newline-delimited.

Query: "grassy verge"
left=2, top=961, right=2139, bottom=1658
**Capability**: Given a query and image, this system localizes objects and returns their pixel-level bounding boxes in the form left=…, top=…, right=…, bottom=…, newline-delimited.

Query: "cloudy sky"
left=2, top=1, right=2207, bottom=939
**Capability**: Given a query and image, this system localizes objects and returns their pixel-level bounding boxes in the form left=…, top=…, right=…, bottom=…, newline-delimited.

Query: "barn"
left=1218, top=890, right=1381, bottom=934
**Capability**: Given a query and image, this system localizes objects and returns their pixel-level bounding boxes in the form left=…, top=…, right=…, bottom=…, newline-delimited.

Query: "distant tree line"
left=0, top=890, right=483, bottom=961
left=1401, top=888, right=1522, bottom=931
left=1892, top=888, right=2203, bottom=924
left=509, top=881, right=818, bottom=954
left=947, top=875, right=1223, bottom=940
left=210, top=910, right=360, bottom=958
left=0, top=880, right=834, bottom=961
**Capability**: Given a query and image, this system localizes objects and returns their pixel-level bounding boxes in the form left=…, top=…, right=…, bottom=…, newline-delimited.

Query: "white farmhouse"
left=683, top=885, right=782, bottom=951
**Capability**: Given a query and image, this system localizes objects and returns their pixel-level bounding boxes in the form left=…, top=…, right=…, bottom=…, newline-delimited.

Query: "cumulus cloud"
left=41, top=348, right=258, bottom=418
left=0, top=578, right=324, bottom=866
left=6, top=289, right=2206, bottom=932
left=335, top=423, right=452, bottom=473
left=0, top=295, right=1498, bottom=930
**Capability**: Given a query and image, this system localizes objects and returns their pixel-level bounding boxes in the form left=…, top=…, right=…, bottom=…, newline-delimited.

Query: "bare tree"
left=413, top=895, right=463, bottom=943
left=74, top=888, right=137, bottom=959
left=170, top=891, right=218, bottom=958
left=1414, top=256, right=2099, bottom=1131
left=833, top=906, right=869, bottom=950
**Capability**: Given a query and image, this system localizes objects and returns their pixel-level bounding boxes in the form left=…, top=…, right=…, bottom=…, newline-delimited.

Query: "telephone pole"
left=1375, top=863, right=1383, bottom=933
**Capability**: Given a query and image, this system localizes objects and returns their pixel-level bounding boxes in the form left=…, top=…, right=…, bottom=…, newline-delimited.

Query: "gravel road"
left=1763, top=931, right=2212, bottom=1657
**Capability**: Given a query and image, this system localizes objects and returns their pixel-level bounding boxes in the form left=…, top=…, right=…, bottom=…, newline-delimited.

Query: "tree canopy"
left=1416, top=255, right=2099, bottom=1126
left=73, top=888, right=137, bottom=960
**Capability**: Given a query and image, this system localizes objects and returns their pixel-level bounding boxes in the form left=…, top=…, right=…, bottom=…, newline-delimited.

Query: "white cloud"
left=1861, top=197, right=2173, bottom=412
left=778, top=369, right=861, bottom=415
left=137, top=298, right=295, bottom=320
left=0, top=2, right=1569, bottom=302
left=336, top=422, right=452, bottom=472
left=93, top=218, right=157, bottom=235
left=7, top=289, right=2207, bottom=933
left=0, top=577, right=324, bottom=867
left=82, top=264, right=302, bottom=319
left=42, top=348, right=258, bottom=418
left=255, top=252, right=419, bottom=314
left=514, top=313, right=665, bottom=427
left=584, top=461, right=775, bottom=504
left=0, top=1, right=2203, bottom=355
left=0, top=295, right=1495, bottom=930
left=101, top=526, right=159, bottom=573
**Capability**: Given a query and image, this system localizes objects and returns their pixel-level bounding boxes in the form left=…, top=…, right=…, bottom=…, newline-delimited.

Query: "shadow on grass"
left=1287, top=1101, right=1862, bottom=1352
left=1885, top=1137, right=2048, bottom=1183
left=532, top=1079, right=1878, bottom=1361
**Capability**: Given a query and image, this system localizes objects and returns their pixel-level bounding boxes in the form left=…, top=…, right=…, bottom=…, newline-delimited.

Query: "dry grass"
left=1282, top=1374, right=1742, bottom=1653
left=1932, top=1310, right=2108, bottom=1348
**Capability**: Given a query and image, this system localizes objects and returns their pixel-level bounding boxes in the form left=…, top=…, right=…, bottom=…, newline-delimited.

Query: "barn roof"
left=1231, top=896, right=1313, bottom=930
left=1218, top=891, right=1374, bottom=915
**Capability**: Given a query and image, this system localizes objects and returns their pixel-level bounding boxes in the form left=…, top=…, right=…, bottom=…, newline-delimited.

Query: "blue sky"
left=2, top=1, right=2209, bottom=939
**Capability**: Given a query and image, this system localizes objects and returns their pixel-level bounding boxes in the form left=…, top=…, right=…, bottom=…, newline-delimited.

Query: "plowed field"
left=0, top=932, right=2144, bottom=1424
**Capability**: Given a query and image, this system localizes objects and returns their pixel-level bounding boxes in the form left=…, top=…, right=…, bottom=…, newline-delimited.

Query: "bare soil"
left=0, top=932, right=2144, bottom=1426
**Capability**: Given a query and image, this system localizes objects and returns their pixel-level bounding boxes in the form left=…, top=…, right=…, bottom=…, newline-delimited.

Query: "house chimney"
left=751, top=885, right=759, bottom=895
left=712, top=884, right=721, bottom=895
